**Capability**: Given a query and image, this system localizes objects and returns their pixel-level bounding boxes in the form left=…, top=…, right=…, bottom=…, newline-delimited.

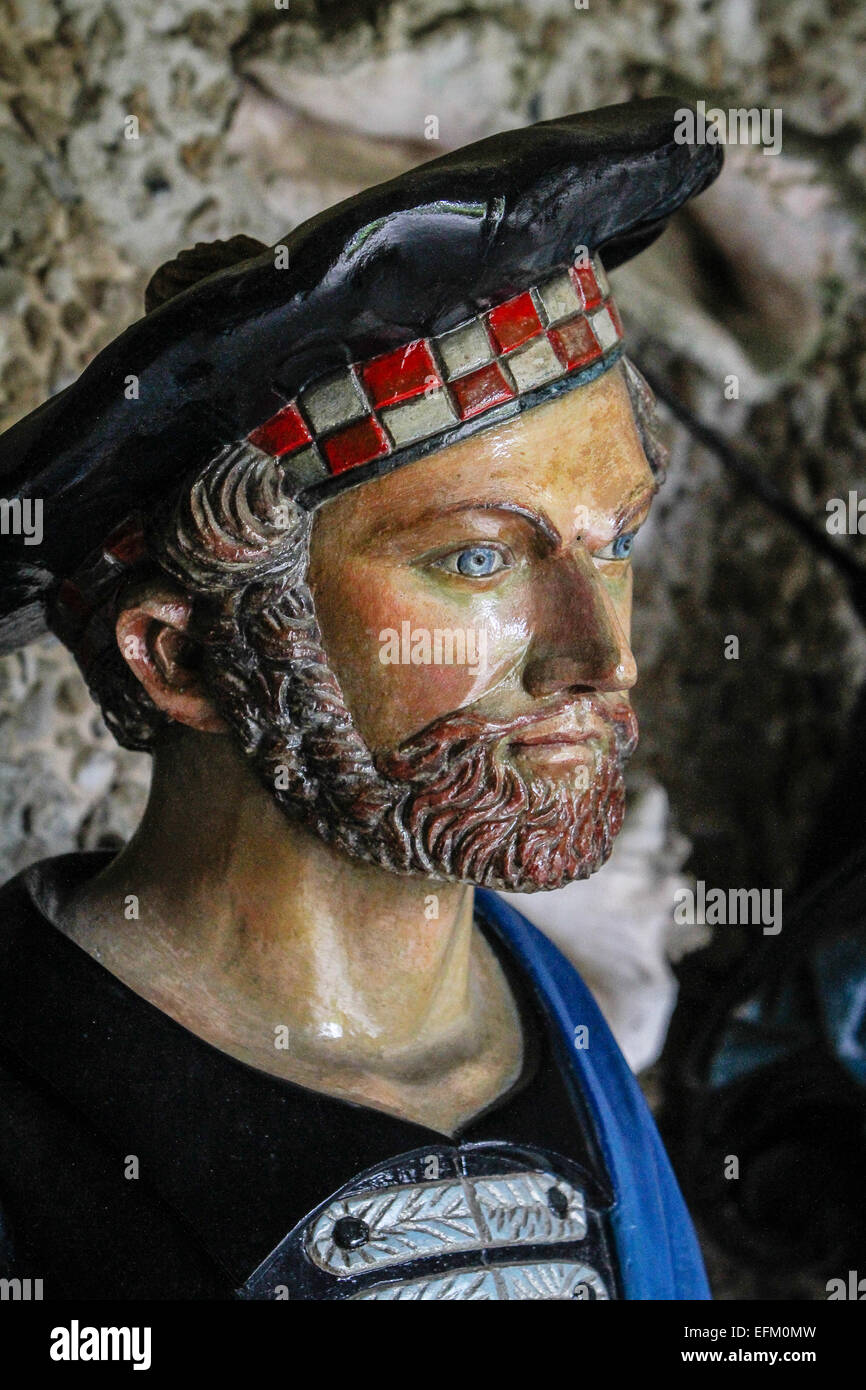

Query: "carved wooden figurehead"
left=0, top=100, right=721, bottom=1302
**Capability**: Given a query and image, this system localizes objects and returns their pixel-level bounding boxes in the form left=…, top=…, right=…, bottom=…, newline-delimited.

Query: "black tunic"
left=0, top=852, right=620, bottom=1300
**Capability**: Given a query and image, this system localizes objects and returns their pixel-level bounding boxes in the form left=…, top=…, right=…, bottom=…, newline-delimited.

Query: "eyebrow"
left=614, top=482, right=659, bottom=534
left=435, top=488, right=658, bottom=543
left=404, top=500, right=562, bottom=548
left=380, top=485, right=658, bottom=552
left=468, top=501, right=561, bottom=546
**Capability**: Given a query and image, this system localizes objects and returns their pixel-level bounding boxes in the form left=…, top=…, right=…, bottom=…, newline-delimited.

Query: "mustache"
left=376, top=694, right=638, bottom=782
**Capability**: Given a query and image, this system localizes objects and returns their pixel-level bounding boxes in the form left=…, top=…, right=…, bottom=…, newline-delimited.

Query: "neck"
left=62, top=730, right=518, bottom=1093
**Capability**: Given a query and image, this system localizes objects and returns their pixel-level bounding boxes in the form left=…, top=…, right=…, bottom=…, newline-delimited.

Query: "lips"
left=510, top=730, right=597, bottom=749
left=504, top=695, right=637, bottom=761
left=507, top=708, right=608, bottom=752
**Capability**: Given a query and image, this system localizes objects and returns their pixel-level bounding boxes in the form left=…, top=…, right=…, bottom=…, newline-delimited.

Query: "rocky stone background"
left=1, top=0, right=864, bottom=1300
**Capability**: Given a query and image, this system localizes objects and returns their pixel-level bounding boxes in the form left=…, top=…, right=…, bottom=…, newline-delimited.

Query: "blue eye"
left=459, top=547, right=500, bottom=576
left=597, top=531, right=636, bottom=561
left=438, top=545, right=508, bottom=577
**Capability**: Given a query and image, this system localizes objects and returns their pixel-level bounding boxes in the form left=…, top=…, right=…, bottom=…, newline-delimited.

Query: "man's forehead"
left=313, top=365, right=656, bottom=549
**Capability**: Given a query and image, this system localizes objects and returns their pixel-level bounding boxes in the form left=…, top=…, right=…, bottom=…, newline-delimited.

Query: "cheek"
left=310, top=558, right=530, bottom=750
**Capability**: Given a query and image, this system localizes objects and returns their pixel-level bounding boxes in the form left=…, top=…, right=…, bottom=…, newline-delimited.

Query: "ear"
left=115, top=582, right=229, bottom=734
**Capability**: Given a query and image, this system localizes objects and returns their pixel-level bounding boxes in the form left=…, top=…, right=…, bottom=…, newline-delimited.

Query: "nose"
left=521, top=545, right=638, bottom=698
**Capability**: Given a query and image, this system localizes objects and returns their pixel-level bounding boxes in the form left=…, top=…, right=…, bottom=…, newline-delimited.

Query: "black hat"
left=0, top=97, right=721, bottom=651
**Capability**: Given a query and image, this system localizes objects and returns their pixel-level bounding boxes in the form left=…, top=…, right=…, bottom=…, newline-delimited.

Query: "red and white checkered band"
left=246, top=253, right=623, bottom=496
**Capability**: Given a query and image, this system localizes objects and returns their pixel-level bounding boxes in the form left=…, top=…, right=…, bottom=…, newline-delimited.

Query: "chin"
left=470, top=840, right=619, bottom=895
left=433, top=790, right=626, bottom=895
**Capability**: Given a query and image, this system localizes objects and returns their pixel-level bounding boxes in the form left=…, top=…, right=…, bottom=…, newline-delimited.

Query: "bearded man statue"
left=0, top=99, right=720, bottom=1301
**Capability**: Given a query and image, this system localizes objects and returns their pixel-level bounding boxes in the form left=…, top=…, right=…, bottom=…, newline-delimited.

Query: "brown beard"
left=371, top=707, right=633, bottom=892
left=203, top=581, right=638, bottom=891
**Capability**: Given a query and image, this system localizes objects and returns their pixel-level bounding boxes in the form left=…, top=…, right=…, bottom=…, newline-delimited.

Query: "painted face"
left=307, top=363, right=654, bottom=771
left=192, top=362, right=657, bottom=890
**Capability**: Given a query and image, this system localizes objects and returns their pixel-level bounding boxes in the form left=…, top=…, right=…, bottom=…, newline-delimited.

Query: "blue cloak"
left=478, top=888, right=711, bottom=1300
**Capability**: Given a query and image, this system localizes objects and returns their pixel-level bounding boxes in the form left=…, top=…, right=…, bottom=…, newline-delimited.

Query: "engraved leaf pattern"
left=309, top=1180, right=478, bottom=1274
left=475, top=1173, right=586, bottom=1244
left=498, top=1261, right=609, bottom=1301
left=353, top=1268, right=498, bottom=1300
left=308, top=1168, right=589, bottom=1276
left=352, top=1260, right=608, bottom=1301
